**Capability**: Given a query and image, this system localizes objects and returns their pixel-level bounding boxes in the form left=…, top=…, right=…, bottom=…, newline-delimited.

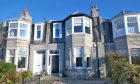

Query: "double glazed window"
left=74, top=47, right=84, bottom=68
left=9, top=22, right=29, bottom=38
left=53, top=23, right=62, bottom=38
left=9, top=49, right=15, bottom=63
left=85, top=19, right=91, bottom=34
left=18, top=49, right=27, bottom=68
left=127, top=17, right=138, bottom=33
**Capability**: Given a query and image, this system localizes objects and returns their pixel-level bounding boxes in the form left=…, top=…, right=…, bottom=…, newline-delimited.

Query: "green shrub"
left=0, top=61, right=16, bottom=74
left=22, top=70, right=32, bottom=79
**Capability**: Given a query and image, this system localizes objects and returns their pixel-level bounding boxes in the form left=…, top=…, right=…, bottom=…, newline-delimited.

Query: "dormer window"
left=53, top=22, right=62, bottom=38
left=34, top=24, right=44, bottom=40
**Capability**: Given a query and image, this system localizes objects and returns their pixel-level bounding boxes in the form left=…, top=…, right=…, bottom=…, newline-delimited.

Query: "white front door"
left=33, top=52, right=43, bottom=74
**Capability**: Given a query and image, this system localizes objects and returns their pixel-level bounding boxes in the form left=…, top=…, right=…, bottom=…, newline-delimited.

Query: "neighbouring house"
left=111, top=10, right=140, bottom=65
left=0, top=5, right=115, bottom=78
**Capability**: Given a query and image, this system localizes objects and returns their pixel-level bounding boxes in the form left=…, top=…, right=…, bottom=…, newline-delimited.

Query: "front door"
left=52, top=55, right=59, bottom=73
left=33, top=51, right=45, bottom=74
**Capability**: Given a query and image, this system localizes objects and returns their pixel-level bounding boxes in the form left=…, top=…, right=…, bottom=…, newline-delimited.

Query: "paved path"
left=40, top=76, right=112, bottom=84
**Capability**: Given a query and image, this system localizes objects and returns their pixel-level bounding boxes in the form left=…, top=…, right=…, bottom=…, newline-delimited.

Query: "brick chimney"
left=91, top=5, right=99, bottom=18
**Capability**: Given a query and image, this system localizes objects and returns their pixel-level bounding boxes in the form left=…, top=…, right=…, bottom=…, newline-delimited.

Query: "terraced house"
left=0, top=6, right=108, bottom=78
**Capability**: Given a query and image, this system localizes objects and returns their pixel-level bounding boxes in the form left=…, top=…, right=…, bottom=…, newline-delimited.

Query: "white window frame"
left=72, top=17, right=92, bottom=36
left=126, top=16, right=139, bottom=34
left=34, top=23, right=44, bottom=40
left=74, top=47, right=84, bottom=69
left=53, top=23, right=62, bottom=38
left=19, top=22, right=29, bottom=38
left=8, top=21, right=30, bottom=39
left=8, top=21, right=18, bottom=38
left=18, top=49, right=28, bottom=69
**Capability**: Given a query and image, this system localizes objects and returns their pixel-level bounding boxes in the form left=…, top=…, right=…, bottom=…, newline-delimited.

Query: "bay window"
left=18, top=49, right=27, bottom=68
left=127, top=17, right=138, bottom=33
left=53, top=23, right=62, bottom=38
left=74, top=47, right=84, bottom=68
left=9, top=22, right=29, bottom=38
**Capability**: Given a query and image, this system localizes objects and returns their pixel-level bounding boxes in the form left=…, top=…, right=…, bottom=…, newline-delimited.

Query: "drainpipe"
left=95, top=41, right=100, bottom=78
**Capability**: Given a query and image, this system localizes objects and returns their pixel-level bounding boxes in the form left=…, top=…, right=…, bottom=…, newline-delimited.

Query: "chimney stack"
left=91, top=5, right=99, bottom=18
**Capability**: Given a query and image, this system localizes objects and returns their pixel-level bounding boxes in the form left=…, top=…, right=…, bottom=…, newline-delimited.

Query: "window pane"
left=127, top=23, right=138, bottom=33
left=74, top=26, right=83, bottom=32
left=37, top=25, right=41, bottom=30
left=20, top=23, right=28, bottom=29
left=20, top=30, right=27, bottom=37
left=49, top=50, right=59, bottom=54
left=74, top=18, right=82, bottom=23
left=55, top=29, right=60, bottom=37
left=10, top=29, right=17, bottom=37
left=10, top=23, right=18, bottom=28
left=37, top=31, right=41, bottom=38
left=85, top=26, right=90, bottom=34
left=76, top=57, right=83, bottom=67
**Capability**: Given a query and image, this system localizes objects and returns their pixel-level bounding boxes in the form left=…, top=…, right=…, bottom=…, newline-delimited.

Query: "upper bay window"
left=53, top=23, right=62, bottom=38
left=65, top=16, right=92, bottom=35
left=127, top=17, right=138, bottom=33
left=8, top=21, right=30, bottom=39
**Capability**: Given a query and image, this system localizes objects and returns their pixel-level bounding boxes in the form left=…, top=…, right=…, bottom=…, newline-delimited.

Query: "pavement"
left=40, top=75, right=112, bottom=84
